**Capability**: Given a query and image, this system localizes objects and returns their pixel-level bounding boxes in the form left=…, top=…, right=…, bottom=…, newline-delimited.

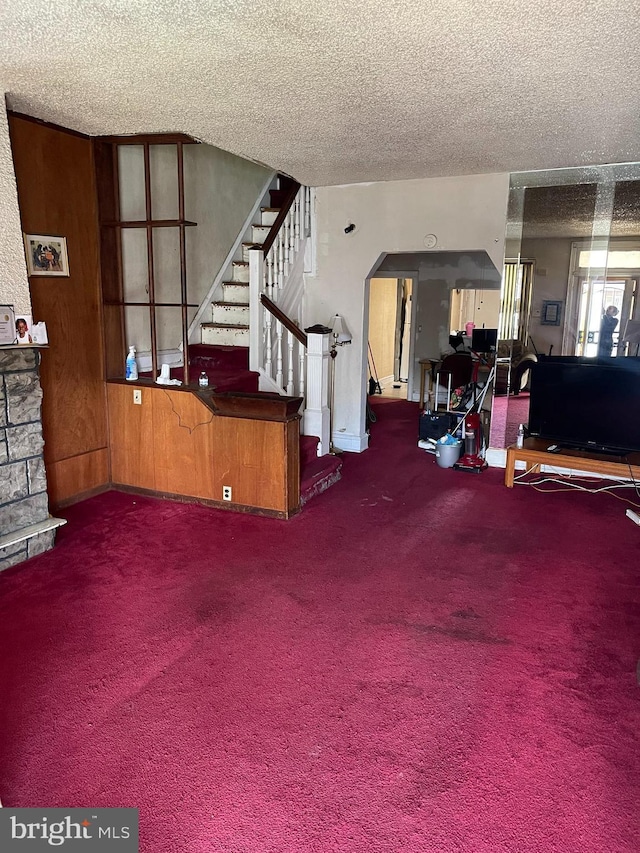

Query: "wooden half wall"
left=107, top=383, right=301, bottom=517
left=9, top=114, right=109, bottom=507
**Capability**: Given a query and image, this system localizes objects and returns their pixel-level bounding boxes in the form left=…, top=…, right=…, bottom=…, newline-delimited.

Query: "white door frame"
left=366, top=272, right=419, bottom=399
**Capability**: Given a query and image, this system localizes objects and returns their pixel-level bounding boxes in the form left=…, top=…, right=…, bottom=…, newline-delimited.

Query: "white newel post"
left=303, top=331, right=331, bottom=456
left=249, top=248, right=264, bottom=373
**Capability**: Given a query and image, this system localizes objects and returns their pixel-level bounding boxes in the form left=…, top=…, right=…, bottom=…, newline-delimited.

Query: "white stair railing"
left=249, top=185, right=313, bottom=399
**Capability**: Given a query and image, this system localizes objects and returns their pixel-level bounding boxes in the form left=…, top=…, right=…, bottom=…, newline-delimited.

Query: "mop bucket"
left=435, top=439, right=462, bottom=468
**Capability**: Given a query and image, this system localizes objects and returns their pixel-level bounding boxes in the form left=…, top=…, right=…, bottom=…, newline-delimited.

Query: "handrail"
left=261, top=294, right=307, bottom=347
left=261, top=180, right=301, bottom=255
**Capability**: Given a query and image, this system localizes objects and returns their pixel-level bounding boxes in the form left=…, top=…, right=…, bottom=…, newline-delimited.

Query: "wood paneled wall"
left=108, top=383, right=300, bottom=517
left=9, top=114, right=109, bottom=507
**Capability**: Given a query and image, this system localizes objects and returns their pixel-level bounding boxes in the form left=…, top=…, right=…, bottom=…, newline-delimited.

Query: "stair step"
left=251, top=224, right=271, bottom=243
left=300, top=434, right=320, bottom=468
left=300, top=454, right=342, bottom=506
left=231, top=261, right=249, bottom=283
left=189, top=344, right=250, bottom=372
left=201, top=323, right=249, bottom=347
left=222, top=282, right=249, bottom=304
left=212, top=302, right=249, bottom=325
left=242, top=242, right=263, bottom=262
left=261, top=208, right=279, bottom=227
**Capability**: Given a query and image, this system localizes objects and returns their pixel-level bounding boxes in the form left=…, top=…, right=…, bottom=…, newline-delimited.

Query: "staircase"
left=186, top=176, right=342, bottom=506
left=199, top=208, right=279, bottom=349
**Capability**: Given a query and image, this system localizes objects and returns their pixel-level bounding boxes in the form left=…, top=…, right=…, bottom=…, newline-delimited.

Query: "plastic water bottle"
left=125, top=346, right=138, bottom=381
left=198, top=371, right=209, bottom=388
left=516, top=423, right=525, bottom=448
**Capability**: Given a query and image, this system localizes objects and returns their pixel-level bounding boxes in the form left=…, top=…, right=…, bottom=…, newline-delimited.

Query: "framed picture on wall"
left=541, top=300, right=563, bottom=326
left=23, top=234, right=69, bottom=277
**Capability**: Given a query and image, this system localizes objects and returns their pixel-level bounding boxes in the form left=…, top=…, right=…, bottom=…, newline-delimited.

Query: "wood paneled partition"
left=9, top=114, right=109, bottom=507
left=108, top=383, right=301, bottom=517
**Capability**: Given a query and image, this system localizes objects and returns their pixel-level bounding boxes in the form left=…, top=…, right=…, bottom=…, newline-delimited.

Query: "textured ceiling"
left=2, top=0, right=640, bottom=186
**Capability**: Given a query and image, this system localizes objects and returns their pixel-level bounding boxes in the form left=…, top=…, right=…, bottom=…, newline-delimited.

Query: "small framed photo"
left=24, top=234, right=69, bottom=277
left=541, top=300, right=563, bottom=326
left=15, top=314, right=33, bottom=345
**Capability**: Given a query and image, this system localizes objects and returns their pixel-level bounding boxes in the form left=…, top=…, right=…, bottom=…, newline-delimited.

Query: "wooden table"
left=505, top=437, right=640, bottom=487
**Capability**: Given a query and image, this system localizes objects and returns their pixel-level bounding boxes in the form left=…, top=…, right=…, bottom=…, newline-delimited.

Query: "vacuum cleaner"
left=453, top=413, right=488, bottom=473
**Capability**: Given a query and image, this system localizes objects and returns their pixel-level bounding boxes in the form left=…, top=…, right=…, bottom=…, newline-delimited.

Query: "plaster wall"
left=305, top=172, right=510, bottom=450
left=119, top=141, right=272, bottom=356
left=0, top=101, right=30, bottom=313
left=521, top=237, right=573, bottom=355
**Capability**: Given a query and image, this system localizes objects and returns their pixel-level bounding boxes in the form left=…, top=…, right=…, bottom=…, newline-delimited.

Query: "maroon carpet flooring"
left=491, top=393, right=531, bottom=448
left=1, top=398, right=639, bottom=853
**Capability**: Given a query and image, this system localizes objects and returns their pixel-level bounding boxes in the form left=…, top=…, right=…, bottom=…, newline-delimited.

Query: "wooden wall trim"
left=9, top=114, right=110, bottom=508
left=108, top=383, right=300, bottom=515
left=47, top=449, right=110, bottom=509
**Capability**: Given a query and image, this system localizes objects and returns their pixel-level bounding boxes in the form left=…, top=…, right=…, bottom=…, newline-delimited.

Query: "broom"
left=368, top=343, right=383, bottom=395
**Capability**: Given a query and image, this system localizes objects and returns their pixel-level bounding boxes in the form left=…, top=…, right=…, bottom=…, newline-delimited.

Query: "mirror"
left=491, top=164, right=640, bottom=450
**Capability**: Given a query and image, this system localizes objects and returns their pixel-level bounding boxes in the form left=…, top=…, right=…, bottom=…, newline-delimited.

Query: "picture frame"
left=23, top=234, right=69, bottom=277
left=15, top=314, right=34, bottom=345
left=541, top=300, right=563, bottom=326
left=0, top=305, right=16, bottom=345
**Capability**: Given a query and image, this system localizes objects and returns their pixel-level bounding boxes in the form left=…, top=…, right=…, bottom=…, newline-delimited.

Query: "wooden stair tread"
left=212, top=301, right=249, bottom=308
left=222, top=281, right=249, bottom=287
left=201, top=322, right=249, bottom=330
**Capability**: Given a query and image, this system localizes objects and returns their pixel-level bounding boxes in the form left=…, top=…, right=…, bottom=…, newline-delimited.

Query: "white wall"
left=521, top=237, right=573, bottom=355
left=305, top=173, right=510, bottom=450
left=117, top=141, right=273, bottom=357
left=0, top=99, right=31, bottom=313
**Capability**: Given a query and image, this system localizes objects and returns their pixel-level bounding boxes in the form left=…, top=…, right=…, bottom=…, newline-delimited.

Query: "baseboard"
left=332, top=431, right=369, bottom=453
left=486, top=447, right=507, bottom=468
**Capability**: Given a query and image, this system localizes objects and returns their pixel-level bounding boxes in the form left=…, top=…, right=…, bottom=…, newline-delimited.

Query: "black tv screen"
left=528, top=357, right=640, bottom=454
left=471, top=328, right=498, bottom=352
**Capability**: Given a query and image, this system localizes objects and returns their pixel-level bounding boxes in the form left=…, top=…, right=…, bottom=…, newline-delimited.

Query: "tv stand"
left=552, top=442, right=628, bottom=458
left=505, top=438, right=640, bottom=488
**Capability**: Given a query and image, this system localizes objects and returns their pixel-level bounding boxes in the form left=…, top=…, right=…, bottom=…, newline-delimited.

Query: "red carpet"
left=1, top=398, right=638, bottom=852
left=490, top=392, right=530, bottom=448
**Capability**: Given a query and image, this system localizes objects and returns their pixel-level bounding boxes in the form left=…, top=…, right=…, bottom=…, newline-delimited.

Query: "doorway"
left=367, top=277, right=414, bottom=398
left=573, top=277, right=638, bottom=356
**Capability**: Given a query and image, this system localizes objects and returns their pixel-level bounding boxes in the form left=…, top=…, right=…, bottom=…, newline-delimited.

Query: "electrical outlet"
left=133, top=389, right=142, bottom=405
left=222, top=485, right=232, bottom=501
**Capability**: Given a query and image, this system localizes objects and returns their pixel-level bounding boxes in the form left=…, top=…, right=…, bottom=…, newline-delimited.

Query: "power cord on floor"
left=513, top=469, right=640, bottom=510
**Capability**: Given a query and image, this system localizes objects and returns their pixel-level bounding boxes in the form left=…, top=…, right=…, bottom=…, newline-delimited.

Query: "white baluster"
left=287, top=331, right=294, bottom=395
left=265, top=308, right=273, bottom=379
left=276, top=319, right=283, bottom=389
left=305, top=187, right=311, bottom=236
left=267, top=247, right=275, bottom=300
left=289, top=206, right=295, bottom=254
left=295, top=194, right=301, bottom=248
left=298, top=345, right=305, bottom=398
left=283, top=215, right=291, bottom=273
left=278, top=232, right=284, bottom=292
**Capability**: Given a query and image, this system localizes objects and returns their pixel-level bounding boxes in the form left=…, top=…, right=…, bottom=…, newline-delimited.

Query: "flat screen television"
left=528, top=356, right=640, bottom=454
left=471, top=328, right=498, bottom=353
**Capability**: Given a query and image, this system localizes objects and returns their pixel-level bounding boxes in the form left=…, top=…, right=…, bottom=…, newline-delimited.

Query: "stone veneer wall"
left=0, top=347, right=54, bottom=570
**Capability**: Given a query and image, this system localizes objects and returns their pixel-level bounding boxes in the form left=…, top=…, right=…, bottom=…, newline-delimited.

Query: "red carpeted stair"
left=188, top=344, right=259, bottom=393
left=300, top=434, right=342, bottom=504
